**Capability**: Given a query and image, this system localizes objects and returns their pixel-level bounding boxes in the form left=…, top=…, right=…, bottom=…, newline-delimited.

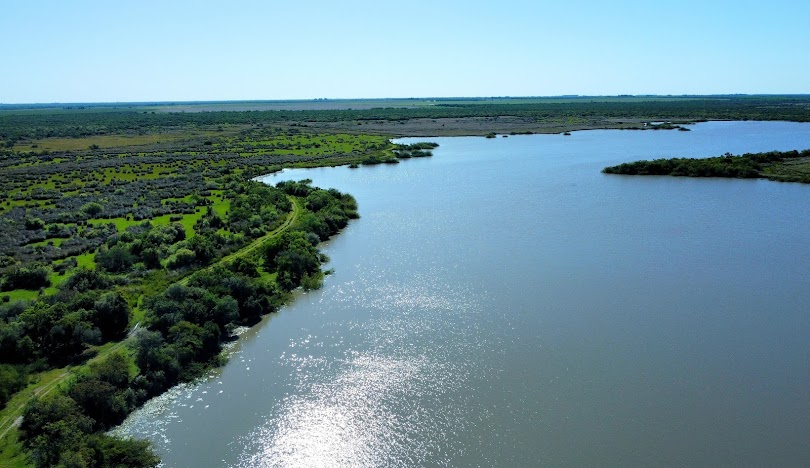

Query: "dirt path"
left=0, top=197, right=301, bottom=443
left=0, top=371, right=68, bottom=440
left=180, top=196, right=301, bottom=285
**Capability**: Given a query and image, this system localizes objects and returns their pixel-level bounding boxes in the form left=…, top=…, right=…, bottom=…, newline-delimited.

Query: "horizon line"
left=2, top=93, right=810, bottom=107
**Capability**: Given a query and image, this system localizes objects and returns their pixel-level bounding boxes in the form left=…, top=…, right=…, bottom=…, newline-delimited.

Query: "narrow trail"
left=180, top=196, right=301, bottom=285
left=0, top=197, right=301, bottom=443
left=0, top=371, right=67, bottom=440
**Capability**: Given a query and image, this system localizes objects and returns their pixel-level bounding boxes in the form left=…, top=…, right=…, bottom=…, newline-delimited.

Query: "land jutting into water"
left=603, top=148, right=810, bottom=183
left=0, top=95, right=809, bottom=467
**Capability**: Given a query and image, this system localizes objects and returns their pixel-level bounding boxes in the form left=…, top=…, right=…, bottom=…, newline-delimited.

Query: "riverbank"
left=0, top=181, right=356, bottom=467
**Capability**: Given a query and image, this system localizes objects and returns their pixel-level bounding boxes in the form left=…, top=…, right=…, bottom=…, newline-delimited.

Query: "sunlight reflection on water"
left=236, top=264, right=491, bottom=467
left=117, top=123, right=810, bottom=466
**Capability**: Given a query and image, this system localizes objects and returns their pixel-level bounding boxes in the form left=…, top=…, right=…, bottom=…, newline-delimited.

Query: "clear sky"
left=2, top=0, right=808, bottom=103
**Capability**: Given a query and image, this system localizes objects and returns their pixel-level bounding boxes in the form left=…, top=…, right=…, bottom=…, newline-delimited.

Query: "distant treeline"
left=2, top=96, right=810, bottom=142
left=602, top=149, right=810, bottom=183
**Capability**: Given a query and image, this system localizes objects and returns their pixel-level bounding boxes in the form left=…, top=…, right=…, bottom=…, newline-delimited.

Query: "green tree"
left=1, top=264, right=51, bottom=291
left=95, top=245, right=134, bottom=273
left=19, top=395, right=94, bottom=467
left=92, top=292, right=130, bottom=341
left=80, top=202, right=103, bottom=217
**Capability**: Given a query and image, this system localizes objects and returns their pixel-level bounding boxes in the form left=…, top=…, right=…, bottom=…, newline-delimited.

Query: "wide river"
left=117, top=121, right=810, bottom=466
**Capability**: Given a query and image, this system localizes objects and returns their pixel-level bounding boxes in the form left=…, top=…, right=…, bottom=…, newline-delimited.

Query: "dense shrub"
left=1, top=264, right=51, bottom=291
left=95, top=245, right=134, bottom=273
left=0, top=363, right=27, bottom=407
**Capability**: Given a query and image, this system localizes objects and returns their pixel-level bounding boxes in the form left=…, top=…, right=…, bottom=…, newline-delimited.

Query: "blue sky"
left=2, top=0, right=808, bottom=103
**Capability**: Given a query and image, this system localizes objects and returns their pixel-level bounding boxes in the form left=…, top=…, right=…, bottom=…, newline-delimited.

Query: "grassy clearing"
left=25, top=237, right=67, bottom=248
left=27, top=130, right=224, bottom=152
left=75, top=251, right=96, bottom=269
left=2, top=290, right=38, bottom=302
left=0, top=430, right=29, bottom=468
left=762, top=157, right=810, bottom=181
left=150, top=209, right=205, bottom=238
left=209, top=193, right=230, bottom=218
left=88, top=217, right=140, bottom=232
left=0, top=367, right=69, bottom=441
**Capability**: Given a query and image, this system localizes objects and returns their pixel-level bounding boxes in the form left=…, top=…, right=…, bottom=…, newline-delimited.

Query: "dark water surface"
left=117, top=122, right=810, bottom=466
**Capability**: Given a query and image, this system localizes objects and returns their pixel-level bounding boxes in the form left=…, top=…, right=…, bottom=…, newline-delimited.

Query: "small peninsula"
left=602, top=149, right=810, bottom=183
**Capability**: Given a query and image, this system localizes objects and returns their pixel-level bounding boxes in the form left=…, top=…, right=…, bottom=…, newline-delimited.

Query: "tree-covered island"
left=602, top=149, right=810, bottom=183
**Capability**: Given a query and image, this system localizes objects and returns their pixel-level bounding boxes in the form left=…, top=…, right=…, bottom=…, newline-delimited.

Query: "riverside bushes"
left=6, top=179, right=357, bottom=467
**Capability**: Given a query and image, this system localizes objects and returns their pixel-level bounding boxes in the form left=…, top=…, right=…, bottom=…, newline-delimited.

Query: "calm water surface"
left=117, top=121, right=810, bottom=466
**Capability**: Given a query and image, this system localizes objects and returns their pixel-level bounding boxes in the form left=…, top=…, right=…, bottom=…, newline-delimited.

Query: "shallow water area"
left=117, top=121, right=810, bottom=466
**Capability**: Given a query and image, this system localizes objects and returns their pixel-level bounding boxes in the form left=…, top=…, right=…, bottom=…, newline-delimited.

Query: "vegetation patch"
left=603, top=149, right=810, bottom=183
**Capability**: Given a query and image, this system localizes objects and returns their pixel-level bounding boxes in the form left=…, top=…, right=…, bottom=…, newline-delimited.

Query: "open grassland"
left=22, top=130, right=226, bottom=152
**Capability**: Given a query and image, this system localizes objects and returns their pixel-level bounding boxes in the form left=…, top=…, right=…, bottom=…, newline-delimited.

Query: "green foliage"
left=0, top=363, right=28, bottom=408
left=24, top=217, right=45, bottom=230
left=280, top=182, right=358, bottom=240
left=166, top=248, right=196, bottom=269
left=396, top=142, right=439, bottom=151
left=187, top=233, right=220, bottom=264
left=1, top=264, right=51, bottom=291
left=19, top=365, right=158, bottom=468
left=91, top=292, right=130, bottom=341
left=95, top=245, right=134, bottom=273
left=274, top=232, right=322, bottom=290
left=300, top=271, right=325, bottom=291
left=229, top=256, right=259, bottom=277
left=60, top=267, right=113, bottom=293
left=135, top=265, right=287, bottom=397
left=19, top=394, right=94, bottom=467
left=0, top=280, right=132, bottom=366
left=82, top=433, right=159, bottom=467
left=603, top=149, right=810, bottom=182
left=226, top=181, right=291, bottom=237
left=80, top=202, right=103, bottom=217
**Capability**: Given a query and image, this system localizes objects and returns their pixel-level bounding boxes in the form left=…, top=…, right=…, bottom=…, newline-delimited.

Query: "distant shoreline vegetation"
left=602, top=149, right=810, bottom=184
left=362, top=141, right=438, bottom=165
